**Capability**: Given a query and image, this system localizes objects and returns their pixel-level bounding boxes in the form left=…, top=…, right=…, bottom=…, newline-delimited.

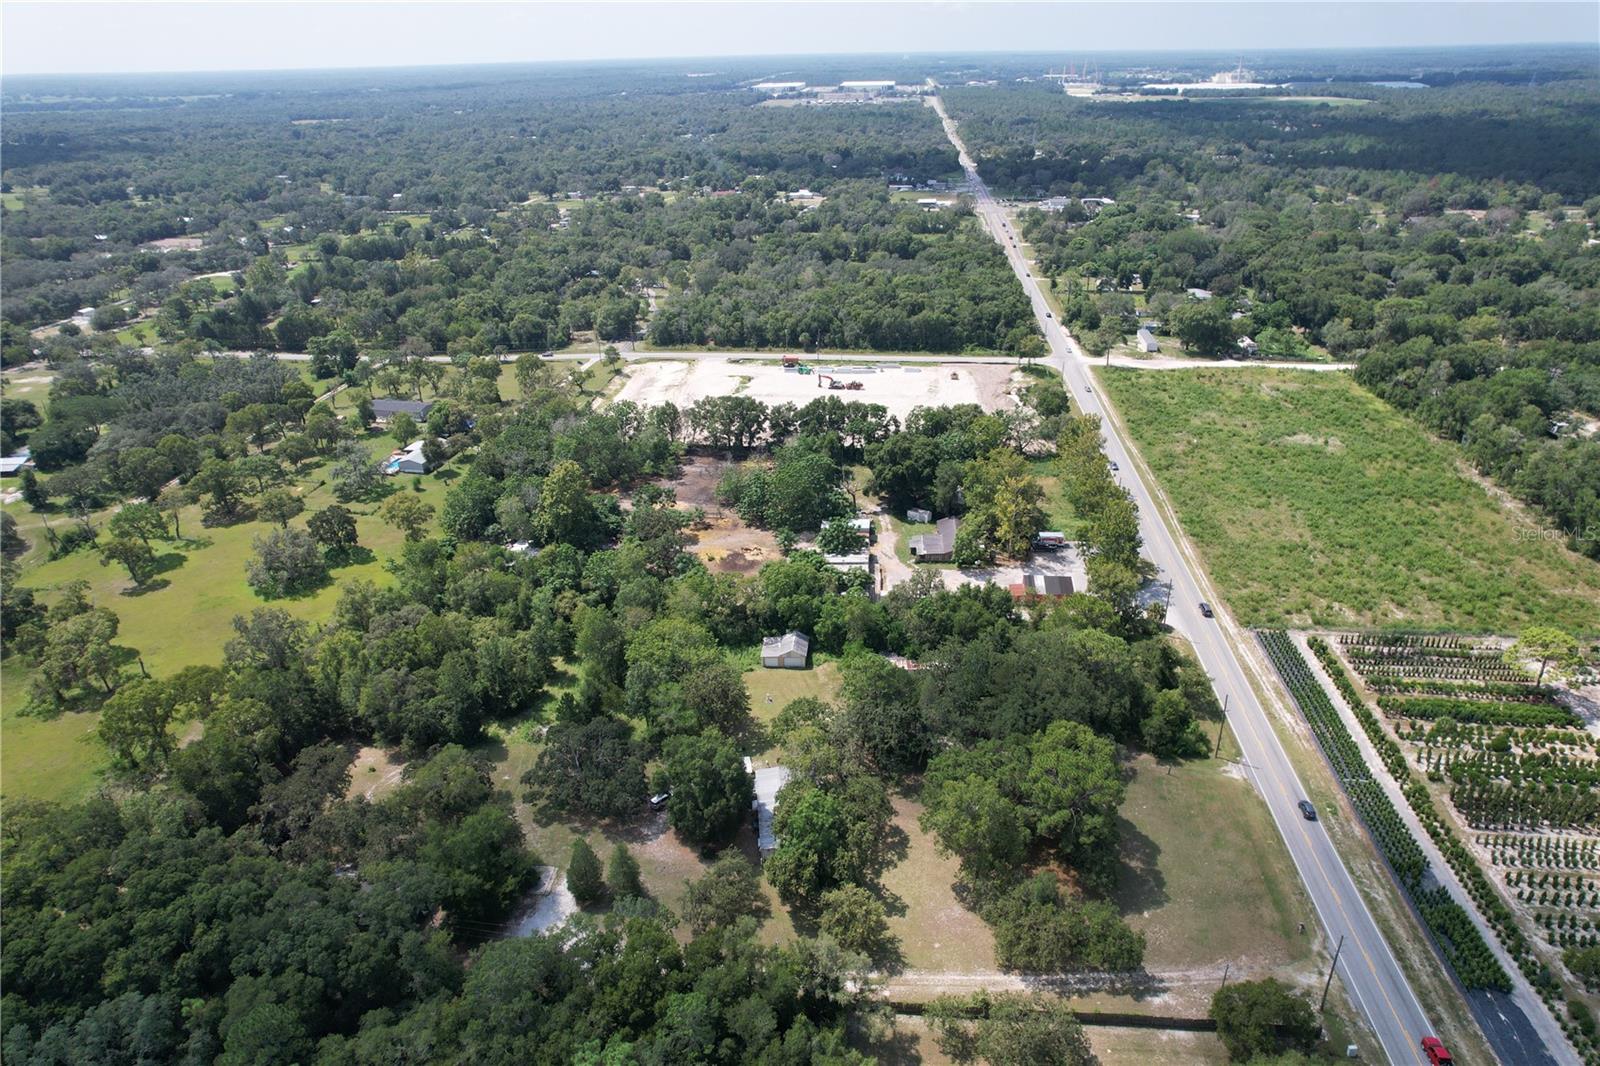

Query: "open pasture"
left=1099, top=368, right=1600, bottom=634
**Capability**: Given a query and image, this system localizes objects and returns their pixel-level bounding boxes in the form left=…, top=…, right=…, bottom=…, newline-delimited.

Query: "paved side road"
left=930, top=91, right=1443, bottom=1066
left=192, top=345, right=1349, bottom=372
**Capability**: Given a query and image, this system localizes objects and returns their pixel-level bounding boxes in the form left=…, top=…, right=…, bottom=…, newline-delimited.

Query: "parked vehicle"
left=1298, top=800, right=1318, bottom=821
left=649, top=791, right=671, bottom=810
left=1421, top=1037, right=1453, bottom=1065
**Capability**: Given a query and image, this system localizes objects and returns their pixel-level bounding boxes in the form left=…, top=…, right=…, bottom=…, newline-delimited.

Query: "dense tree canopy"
left=959, top=80, right=1600, bottom=558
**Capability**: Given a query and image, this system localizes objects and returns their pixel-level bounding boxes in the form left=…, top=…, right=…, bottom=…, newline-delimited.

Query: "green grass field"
left=1, top=186, right=46, bottom=211
left=1028, top=456, right=1081, bottom=537
left=0, top=657, right=107, bottom=804
left=744, top=661, right=842, bottom=727
left=1, top=434, right=458, bottom=800
left=1099, top=367, right=1600, bottom=633
left=1115, top=749, right=1313, bottom=971
left=7, top=436, right=449, bottom=683
left=113, top=321, right=160, bottom=346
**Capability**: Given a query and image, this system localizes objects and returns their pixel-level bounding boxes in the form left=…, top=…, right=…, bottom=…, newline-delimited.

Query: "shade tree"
left=245, top=527, right=328, bottom=597
left=660, top=729, right=754, bottom=848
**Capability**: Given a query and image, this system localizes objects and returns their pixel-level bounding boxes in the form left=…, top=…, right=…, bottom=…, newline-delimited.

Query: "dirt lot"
left=654, top=454, right=782, bottom=573
left=1, top=366, right=55, bottom=400
left=615, top=358, right=1022, bottom=418
left=141, top=236, right=205, bottom=252
left=346, top=745, right=408, bottom=802
left=690, top=515, right=782, bottom=573
left=660, top=453, right=731, bottom=508
left=879, top=793, right=998, bottom=973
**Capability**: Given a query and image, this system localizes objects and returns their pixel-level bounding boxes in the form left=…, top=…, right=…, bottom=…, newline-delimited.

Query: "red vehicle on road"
left=1421, top=1036, right=1453, bottom=1065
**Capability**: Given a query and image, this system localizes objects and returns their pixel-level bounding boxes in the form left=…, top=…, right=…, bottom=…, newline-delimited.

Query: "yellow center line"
left=1227, top=659, right=1427, bottom=1065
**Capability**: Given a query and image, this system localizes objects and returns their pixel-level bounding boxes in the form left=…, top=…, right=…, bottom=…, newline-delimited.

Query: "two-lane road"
left=931, top=94, right=1444, bottom=1066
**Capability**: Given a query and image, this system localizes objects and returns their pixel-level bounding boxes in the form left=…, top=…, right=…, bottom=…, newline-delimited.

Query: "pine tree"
left=567, top=838, right=604, bottom=904
left=607, top=843, right=644, bottom=899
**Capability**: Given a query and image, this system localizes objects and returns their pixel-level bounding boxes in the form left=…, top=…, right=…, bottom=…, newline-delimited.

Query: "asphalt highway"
left=930, top=94, right=1446, bottom=1066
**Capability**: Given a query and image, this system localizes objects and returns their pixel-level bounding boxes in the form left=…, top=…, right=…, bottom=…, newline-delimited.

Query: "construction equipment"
left=817, top=374, right=832, bottom=388
left=782, top=353, right=800, bottom=367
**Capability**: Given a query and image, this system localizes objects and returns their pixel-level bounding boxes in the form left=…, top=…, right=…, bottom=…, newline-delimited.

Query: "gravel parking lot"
left=613, top=358, right=1020, bottom=418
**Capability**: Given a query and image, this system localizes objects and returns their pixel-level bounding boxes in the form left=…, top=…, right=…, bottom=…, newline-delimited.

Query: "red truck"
left=1421, top=1036, right=1453, bottom=1065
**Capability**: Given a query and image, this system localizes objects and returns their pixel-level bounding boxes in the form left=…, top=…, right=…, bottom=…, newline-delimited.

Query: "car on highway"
left=1084, top=385, right=1092, bottom=394
left=1198, top=601, right=1213, bottom=617
left=1298, top=800, right=1318, bottom=821
left=1420, top=1037, right=1453, bottom=1064
left=1044, top=311, right=1052, bottom=318
left=1109, top=460, right=1119, bottom=471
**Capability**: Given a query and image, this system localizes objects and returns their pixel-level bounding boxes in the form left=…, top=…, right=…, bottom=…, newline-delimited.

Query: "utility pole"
left=1218, top=962, right=1230, bottom=994
left=1214, top=694, right=1230, bottom=757
left=1320, top=935, right=1345, bottom=1012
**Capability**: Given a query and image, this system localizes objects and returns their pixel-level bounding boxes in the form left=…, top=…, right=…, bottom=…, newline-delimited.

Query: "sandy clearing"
left=141, top=236, right=204, bottom=252
left=613, top=358, right=1017, bottom=418
left=347, top=745, right=407, bottom=802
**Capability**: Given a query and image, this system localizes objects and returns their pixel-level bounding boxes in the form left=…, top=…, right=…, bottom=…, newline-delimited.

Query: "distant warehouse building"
left=840, top=80, right=896, bottom=91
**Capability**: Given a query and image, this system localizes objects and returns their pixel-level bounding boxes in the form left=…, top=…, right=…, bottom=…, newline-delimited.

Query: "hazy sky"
left=3, top=1, right=1594, bottom=77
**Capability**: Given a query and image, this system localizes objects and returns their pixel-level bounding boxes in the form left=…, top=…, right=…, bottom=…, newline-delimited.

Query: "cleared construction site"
left=612, top=358, right=1020, bottom=417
